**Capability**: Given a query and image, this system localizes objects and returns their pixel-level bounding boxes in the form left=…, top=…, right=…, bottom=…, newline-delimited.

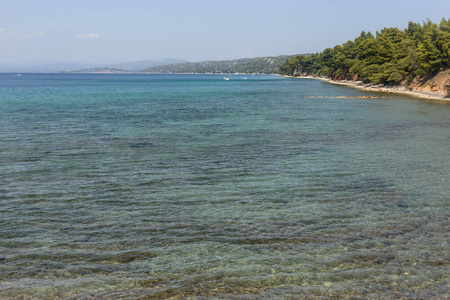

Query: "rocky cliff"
left=408, top=69, right=450, bottom=98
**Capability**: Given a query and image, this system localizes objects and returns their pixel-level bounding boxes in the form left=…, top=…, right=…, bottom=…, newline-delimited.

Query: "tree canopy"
left=280, top=19, right=450, bottom=85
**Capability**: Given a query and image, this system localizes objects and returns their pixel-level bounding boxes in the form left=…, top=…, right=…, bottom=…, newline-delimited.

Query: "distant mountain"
left=141, top=55, right=298, bottom=74
left=0, top=62, right=99, bottom=73
left=64, top=67, right=128, bottom=73
left=0, top=58, right=186, bottom=73
left=108, top=58, right=186, bottom=71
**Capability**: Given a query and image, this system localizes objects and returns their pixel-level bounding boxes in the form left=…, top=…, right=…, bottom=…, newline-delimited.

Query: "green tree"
left=280, top=19, right=448, bottom=84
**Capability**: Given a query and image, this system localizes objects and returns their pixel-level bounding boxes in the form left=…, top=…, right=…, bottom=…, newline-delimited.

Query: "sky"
left=1, top=0, right=449, bottom=64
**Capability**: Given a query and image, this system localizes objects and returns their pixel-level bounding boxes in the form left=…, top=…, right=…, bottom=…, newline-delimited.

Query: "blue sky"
left=1, top=0, right=449, bottom=64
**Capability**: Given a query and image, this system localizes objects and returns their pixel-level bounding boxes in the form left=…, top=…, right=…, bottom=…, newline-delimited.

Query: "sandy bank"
left=288, top=76, right=450, bottom=102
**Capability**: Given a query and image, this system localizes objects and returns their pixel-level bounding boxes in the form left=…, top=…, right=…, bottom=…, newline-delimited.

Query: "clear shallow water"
left=0, top=73, right=449, bottom=299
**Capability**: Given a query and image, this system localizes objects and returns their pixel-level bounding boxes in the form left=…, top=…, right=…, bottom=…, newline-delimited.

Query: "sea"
left=0, top=73, right=449, bottom=299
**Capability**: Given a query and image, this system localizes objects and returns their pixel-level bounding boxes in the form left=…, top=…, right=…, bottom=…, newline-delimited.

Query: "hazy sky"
left=1, top=0, right=449, bottom=64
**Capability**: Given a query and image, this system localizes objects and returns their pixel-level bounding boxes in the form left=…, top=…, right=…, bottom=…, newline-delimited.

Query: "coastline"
left=288, top=75, right=450, bottom=102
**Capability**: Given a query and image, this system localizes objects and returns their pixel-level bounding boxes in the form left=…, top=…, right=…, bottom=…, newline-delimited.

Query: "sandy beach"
left=289, top=76, right=450, bottom=102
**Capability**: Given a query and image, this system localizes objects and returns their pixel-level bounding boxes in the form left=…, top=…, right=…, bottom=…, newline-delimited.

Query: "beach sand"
left=290, top=76, right=450, bottom=102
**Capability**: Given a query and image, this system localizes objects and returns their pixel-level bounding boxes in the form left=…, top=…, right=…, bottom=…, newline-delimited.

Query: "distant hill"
left=64, top=67, right=128, bottom=73
left=0, top=62, right=99, bottom=73
left=0, top=58, right=186, bottom=73
left=141, top=55, right=297, bottom=74
left=109, top=58, right=185, bottom=71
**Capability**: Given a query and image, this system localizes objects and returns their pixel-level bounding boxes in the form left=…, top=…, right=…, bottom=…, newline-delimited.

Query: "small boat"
left=224, top=77, right=229, bottom=81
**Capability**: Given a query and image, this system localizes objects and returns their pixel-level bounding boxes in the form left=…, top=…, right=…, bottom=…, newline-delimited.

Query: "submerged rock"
left=130, top=142, right=153, bottom=148
left=74, top=235, right=94, bottom=242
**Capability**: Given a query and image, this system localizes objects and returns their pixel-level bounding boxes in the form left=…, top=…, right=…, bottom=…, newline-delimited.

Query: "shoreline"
left=288, top=75, right=450, bottom=102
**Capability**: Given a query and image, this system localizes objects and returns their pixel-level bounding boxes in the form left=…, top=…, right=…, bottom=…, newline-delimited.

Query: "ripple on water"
left=0, top=74, right=449, bottom=298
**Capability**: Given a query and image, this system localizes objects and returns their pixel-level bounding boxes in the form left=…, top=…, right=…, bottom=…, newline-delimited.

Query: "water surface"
left=0, top=74, right=449, bottom=298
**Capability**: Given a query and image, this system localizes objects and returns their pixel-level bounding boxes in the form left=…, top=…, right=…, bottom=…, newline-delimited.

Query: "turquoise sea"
left=0, top=73, right=449, bottom=299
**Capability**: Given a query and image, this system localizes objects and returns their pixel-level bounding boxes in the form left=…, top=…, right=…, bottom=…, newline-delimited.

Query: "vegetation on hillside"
left=280, top=19, right=450, bottom=85
left=141, top=55, right=296, bottom=74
